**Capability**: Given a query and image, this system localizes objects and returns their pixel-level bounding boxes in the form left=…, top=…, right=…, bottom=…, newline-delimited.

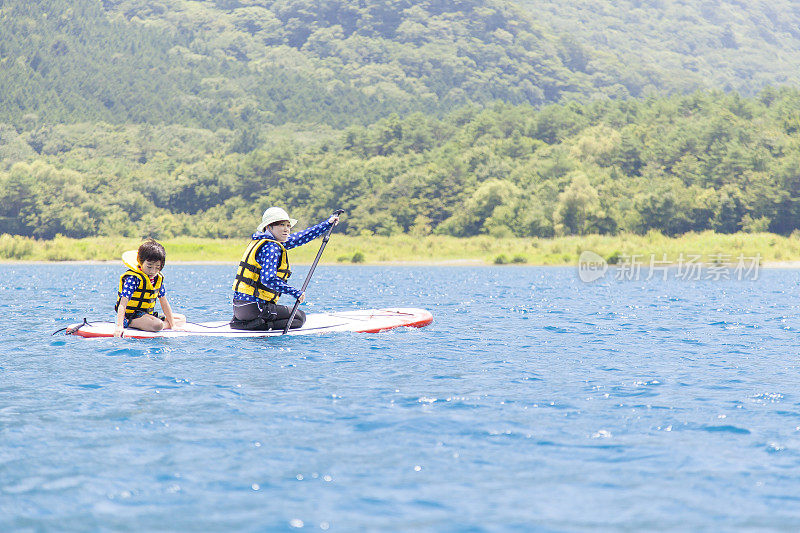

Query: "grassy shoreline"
left=0, top=231, right=796, bottom=266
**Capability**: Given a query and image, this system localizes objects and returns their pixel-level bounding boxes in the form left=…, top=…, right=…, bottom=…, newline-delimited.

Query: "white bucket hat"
left=257, top=207, right=297, bottom=232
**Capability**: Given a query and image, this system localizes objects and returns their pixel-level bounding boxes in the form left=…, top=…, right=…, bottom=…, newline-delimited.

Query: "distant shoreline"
left=1, top=232, right=797, bottom=266
left=0, top=258, right=489, bottom=266
left=4, top=259, right=800, bottom=269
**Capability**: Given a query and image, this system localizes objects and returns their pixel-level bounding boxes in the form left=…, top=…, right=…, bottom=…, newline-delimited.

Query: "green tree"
left=553, top=173, right=602, bottom=235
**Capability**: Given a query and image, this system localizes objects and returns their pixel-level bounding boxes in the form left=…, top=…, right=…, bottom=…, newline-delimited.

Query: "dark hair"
left=138, top=239, right=166, bottom=268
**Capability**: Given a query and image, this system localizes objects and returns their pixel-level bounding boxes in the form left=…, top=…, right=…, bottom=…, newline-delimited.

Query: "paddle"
left=282, top=209, right=344, bottom=334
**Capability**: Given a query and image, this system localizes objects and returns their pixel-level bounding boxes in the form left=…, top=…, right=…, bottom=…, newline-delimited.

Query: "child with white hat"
left=230, top=207, right=339, bottom=330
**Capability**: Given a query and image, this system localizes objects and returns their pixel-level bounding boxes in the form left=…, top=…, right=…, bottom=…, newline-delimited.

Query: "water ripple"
left=4, top=265, right=800, bottom=529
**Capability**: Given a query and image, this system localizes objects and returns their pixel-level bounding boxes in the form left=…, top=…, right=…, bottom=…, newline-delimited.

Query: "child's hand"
left=164, top=315, right=186, bottom=331
left=328, top=214, right=339, bottom=225
left=114, top=325, right=124, bottom=338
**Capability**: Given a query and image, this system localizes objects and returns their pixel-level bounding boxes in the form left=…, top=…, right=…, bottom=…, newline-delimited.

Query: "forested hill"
left=522, top=0, right=800, bottom=96
left=0, top=0, right=380, bottom=128
left=6, top=0, right=800, bottom=130
left=6, top=1, right=800, bottom=242
left=1, top=0, right=602, bottom=129
left=4, top=89, right=800, bottom=240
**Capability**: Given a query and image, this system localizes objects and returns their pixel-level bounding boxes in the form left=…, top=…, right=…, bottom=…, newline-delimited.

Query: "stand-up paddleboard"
left=65, top=308, right=433, bottom=339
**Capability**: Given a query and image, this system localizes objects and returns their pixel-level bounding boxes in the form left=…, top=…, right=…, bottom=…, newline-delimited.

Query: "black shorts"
left=230, top=299, right=306, bottom=330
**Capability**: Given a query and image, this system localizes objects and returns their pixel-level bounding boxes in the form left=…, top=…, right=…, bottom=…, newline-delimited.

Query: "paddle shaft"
left=283, top=210, right=343, bottom=334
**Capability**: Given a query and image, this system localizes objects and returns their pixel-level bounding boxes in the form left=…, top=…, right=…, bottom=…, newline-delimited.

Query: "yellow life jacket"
left=115, top=269, right=163, bottom=317
left=232, top=238, right=291, bottom=303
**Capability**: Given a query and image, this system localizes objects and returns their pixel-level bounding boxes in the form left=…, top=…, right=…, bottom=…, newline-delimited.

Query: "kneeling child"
left=114, top=239, right=186, bottom=337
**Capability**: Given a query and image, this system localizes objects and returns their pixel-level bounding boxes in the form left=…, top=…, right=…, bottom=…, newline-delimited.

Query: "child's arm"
left=159, top=296, right=177, bottom=329
left=284, top=218, right=333, bottom=249
left=114, top=297, right=129, bottom=337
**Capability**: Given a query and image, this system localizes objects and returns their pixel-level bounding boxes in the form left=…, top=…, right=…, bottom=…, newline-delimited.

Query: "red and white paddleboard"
left=66, top=308, right=433, bottom=339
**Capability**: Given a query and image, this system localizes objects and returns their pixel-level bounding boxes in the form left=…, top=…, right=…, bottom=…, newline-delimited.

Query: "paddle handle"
left=283, top=210, right=344, bottom=334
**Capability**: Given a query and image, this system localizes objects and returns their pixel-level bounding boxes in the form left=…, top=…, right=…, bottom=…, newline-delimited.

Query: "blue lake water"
left=3, top=263, right=800, bottom=531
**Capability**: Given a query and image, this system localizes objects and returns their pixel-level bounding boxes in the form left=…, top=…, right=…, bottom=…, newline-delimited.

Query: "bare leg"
left=129, top=313, right=164, bottom=332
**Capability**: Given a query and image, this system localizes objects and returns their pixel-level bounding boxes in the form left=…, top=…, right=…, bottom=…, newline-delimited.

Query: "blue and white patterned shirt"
left=120, top=275, right=166, bottom=299
left=233, top=220, right=333, bottom=303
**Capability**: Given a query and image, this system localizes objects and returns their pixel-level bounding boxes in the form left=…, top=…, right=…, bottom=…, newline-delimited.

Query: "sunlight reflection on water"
left=3, top=264, right=800, bottom=529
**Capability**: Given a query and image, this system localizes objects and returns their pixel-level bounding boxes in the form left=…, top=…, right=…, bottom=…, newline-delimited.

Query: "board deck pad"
left=67, top=308, right=433, bottom=339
